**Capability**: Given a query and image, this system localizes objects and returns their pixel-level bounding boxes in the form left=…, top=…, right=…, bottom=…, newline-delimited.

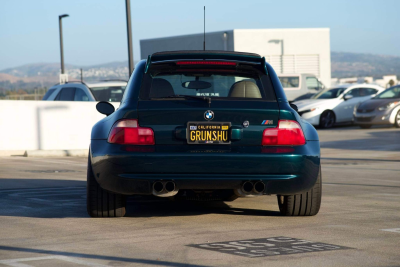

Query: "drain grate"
left=190, top=236, right=351, bottom=258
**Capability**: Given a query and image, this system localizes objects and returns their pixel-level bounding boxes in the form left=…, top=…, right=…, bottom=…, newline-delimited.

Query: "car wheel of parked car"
left=395, top=110, right=400, bottom=128
left=359, top=124, right=372, bottom=129
left=87, top=154, right=126, bottom=217
left=319, top=111, right=335, bottom=129
left=277, top=167, right=322, bottom=216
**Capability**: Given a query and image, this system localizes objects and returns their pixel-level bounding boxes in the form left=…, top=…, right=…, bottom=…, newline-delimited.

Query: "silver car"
left=354, top=85, right=400, bottom=128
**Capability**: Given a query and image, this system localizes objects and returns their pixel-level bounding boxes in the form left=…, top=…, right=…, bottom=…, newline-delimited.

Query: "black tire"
left=277, top=167, right=322, bottom=216
left=319, top=111, right=335, bottom=129
left=87, top=154, right=126, bottom=217
left=359, top=124, right=372, bottom=129
left=395, top=110, right=400, bottom=128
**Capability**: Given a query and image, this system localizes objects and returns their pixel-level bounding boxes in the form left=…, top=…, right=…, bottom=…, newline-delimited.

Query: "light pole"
left=59, top=14, right=69, bottom=75
left=125, top=0, right=134, bottom=76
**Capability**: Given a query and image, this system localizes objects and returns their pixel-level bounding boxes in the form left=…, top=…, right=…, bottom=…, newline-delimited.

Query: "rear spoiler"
left=145, top=50, right=268, bottom=75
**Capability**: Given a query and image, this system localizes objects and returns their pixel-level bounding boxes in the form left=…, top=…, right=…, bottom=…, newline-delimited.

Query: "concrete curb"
left=23, top=149, right=88, bottom=157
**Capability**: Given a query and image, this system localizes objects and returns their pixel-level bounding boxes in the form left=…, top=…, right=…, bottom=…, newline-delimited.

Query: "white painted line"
left=380, top=228, right=400, bottom=233
left=0, top=255, right=110, bottom=267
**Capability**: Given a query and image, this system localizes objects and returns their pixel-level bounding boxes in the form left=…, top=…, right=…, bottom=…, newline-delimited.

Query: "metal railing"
left=0, top=94, right=45, bottom=100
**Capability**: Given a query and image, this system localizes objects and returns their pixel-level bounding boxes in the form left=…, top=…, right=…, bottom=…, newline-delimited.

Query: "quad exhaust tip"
left=152, top=181, right=178, bottom=197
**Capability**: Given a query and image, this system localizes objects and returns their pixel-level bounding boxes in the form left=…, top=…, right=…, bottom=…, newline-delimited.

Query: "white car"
left=293, top=84, right=385, bottom=128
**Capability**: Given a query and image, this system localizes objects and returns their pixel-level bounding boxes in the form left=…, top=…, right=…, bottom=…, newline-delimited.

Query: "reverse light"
left=176, top=61, right=237, bottom=66
left=108, top=119, right=155, bottom=145
left=262, top=120, right=306, bottom=146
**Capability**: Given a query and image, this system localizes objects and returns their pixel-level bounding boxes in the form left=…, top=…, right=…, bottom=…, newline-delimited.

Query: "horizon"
left=1, top=0, right=400, bottom=70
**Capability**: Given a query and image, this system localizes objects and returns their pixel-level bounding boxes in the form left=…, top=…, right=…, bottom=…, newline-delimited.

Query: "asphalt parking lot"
left=0, top=126, right=399, bottom=267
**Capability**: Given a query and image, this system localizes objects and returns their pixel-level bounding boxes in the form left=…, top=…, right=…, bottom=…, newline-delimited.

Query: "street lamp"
left=125, top=0, right=134, bottom=76
left=59, top=14, right=69, bottom=75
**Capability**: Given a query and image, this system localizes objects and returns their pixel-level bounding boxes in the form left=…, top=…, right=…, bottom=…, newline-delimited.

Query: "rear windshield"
left=90, top=86, right=126, bottom=102
left=140, top=62, right=276, bottom=101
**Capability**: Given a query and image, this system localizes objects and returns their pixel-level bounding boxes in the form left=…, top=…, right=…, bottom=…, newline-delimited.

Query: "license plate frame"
left=187, top=122, right=231, bottom=145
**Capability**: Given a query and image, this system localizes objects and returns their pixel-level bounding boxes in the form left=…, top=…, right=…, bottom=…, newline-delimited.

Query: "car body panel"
left=278, top=73, right=325, bottom=101
left=90, top=51, right=320, bottom=196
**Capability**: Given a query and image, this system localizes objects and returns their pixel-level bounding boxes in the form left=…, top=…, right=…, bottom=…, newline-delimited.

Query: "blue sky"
left=0, top=0, right=399, bottom=70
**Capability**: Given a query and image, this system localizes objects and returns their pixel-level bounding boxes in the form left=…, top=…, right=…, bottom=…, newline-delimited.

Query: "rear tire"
left=359, top=124, right=372, bottom=129
left=395, top=110, right=400, bottom=128
left=277, top=167, right=322, bottom=216
left=87, top=154, right=126, bottom=217
left=319, top=111, right=335, bottom=129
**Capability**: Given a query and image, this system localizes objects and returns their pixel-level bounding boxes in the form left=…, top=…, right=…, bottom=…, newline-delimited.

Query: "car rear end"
left=88, top=51, right=321, bottom=217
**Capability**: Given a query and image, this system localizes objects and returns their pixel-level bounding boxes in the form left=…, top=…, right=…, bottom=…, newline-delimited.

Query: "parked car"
left=42, top=80, right=127, bottom=102
left=278, top=73, right=325, bottom=101
left=87, top=50, right=322, bottom=217
left=293, top=84, right=385, bottom=128
left=354, top=85, right=400, bottom=128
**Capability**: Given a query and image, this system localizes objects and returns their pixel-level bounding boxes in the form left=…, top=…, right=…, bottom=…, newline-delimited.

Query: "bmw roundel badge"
left=204, top=110, right=214, bottom=120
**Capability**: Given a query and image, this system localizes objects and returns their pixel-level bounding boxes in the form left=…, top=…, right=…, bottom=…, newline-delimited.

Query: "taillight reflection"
left=262, top=120, right=306, bottom=146
left=108, top=119, right=155, bottom=145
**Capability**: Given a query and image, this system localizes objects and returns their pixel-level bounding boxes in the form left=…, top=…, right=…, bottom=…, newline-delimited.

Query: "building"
left=140, top=28, right=331, bottom=87
left=332, top=75, right=399, bottom=88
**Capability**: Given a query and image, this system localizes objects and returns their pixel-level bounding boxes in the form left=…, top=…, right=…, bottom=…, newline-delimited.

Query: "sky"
left=0, top=0, right=399, bottom=70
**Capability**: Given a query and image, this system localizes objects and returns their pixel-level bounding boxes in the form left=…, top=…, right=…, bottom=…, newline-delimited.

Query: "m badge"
left=262, top=120, right=273, bottom=125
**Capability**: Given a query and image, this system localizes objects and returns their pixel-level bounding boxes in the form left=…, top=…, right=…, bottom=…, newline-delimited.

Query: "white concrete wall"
left=233, top=28, right=331, bottom=87
left=140, top=30, right=234, bottom=59
left=0, top=101, right=119, bottom=151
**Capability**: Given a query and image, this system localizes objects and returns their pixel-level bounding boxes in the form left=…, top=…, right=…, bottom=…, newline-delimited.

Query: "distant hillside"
left=331, top=52, right=400, bottom=78
left=1, top=53, right=400, bottom=90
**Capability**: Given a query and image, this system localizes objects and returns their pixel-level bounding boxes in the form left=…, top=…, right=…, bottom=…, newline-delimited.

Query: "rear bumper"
left=90, top=140, right=320, bottom=196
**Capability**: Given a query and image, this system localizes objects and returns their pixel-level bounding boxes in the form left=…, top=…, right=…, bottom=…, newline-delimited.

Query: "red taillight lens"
left=176, top=61, right=237, bottom=66
left=262, top=120, right=306, bottom=146
left=108, top=119, right=155, bottom=145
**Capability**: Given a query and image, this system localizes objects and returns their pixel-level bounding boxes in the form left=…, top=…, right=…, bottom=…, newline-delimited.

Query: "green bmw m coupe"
left=88, top=51, right=321, bottom=217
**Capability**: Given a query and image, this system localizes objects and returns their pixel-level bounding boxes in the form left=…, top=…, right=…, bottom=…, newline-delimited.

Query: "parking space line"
left=380, top=228, right=400, bottom=233
left=0, top=256, right=109, bottom=267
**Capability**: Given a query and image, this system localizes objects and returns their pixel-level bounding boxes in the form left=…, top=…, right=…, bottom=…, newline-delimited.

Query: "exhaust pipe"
left=152, top=181, right=178, bottom=197
left=234, top=181, right=265, bottom=197
left=253, top=181, right=265, bottom=195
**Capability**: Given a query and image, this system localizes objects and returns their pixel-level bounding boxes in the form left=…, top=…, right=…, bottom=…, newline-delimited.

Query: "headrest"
left=150, top=78, right=175, bottom=98
left=228, top=81, right=261, bottom=98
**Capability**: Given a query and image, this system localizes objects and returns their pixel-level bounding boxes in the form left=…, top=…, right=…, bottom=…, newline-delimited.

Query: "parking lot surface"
left=0, top=126, right=399, bottom=266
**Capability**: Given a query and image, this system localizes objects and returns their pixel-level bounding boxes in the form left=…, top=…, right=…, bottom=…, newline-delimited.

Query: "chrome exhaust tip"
left=152, top=181, right=178, bottom=197
left=153, top=181, right=164, bottom=193
left=242, top=181, right=254, bottom=194
left=253, top=181, right=265, bottom=194
left=165, top=181, right=176, bottom=192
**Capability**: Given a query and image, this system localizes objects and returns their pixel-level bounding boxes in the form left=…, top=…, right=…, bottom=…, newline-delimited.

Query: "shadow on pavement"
left=0, top=179, right=280, bottom=218
left=0, top=245, right=210, bottom=267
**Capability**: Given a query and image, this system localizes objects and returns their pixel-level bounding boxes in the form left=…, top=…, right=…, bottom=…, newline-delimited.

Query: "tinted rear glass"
left=140, top=62, right=276, bottom=101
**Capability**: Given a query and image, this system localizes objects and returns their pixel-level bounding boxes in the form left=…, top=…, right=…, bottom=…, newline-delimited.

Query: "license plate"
left=187, top=122, right=231, bottom=144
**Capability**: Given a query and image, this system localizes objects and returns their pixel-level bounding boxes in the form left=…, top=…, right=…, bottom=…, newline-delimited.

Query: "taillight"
left=176, top=61, right=237, bottom=66
left=108, top=119, right=155, bottom=145
left=262, top=120, right=305, bottom=146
